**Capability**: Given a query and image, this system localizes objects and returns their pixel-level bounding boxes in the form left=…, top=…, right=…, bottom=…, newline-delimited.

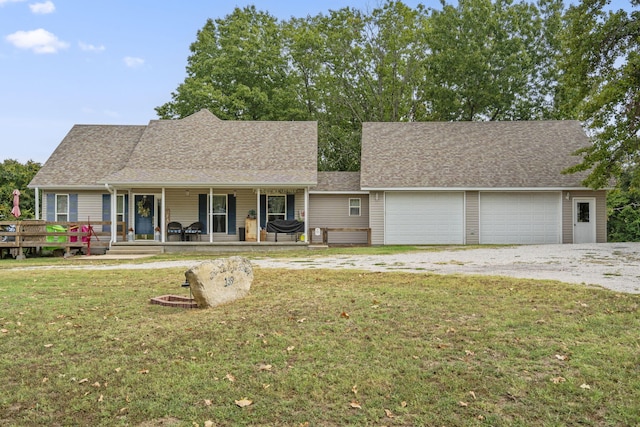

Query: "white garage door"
left=385, top=192, right=464, bottom=244
left=480, top=192, right=561, bottom=244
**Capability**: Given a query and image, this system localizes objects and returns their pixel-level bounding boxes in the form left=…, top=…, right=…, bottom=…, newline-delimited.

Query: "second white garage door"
left=385, top=192, right=464, bottom=244
left=479, top=192, right=561, bottom=244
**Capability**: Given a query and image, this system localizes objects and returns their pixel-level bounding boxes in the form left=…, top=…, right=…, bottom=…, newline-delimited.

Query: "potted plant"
left=247, top=209, right=256, bottom=219
left=127, top=227, right=134, bottom=241
left=154, top=226, right=161, bottom=241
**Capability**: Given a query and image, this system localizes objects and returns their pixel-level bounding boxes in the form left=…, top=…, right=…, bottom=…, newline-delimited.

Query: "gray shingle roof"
left=29, top=125, right=145, bottom=188
left=311, top=172, right=362, bottom=192
left=30, top=110, right=318, bottom=188
left=361, top=120, right=591, bottom=189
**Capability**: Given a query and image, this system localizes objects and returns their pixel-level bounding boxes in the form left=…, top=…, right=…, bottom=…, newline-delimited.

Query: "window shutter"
left=228, top=194, right=236, bottom=235
left=102, top=194, right=111, bottom=232
left=46, top=193, right=55, bottom=221
left=286, top=194, right=295, bottom=220
left=198, top=194, right=208, bottom=233
left=69, top=194, right=78, bottom=222
left=260, top=194, right=267, bottom=228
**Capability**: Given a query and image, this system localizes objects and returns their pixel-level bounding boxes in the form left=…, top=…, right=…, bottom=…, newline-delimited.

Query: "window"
left=577, top=202, right=590, bottom=223
left=349, top=198, right=361, bottom=216
left=212, top=194, right=227, bottom=233
left=55, top=194, right=69, bottom=222
left=116, top=194, right=125, bottom=222
left=268, top=195, right=286, bottom=222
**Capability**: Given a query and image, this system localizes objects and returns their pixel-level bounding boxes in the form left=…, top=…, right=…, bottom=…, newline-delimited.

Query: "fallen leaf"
left=78, top=378, right=89, bottom=384
left=458, top=401, right=468, bottom=407
left=204, top=399, right=212, bottom=406
left=352, top=385, right=358, bottom=395
left=42, top=377, right=48, bottom=383
left=551, top=376, right=566, bottom=384
left=44, top=344, right=53, bottom=348
left=297, top=318, right=306, bottom=323
left=92, top=382, right=101, bottom=388
left=287, top=346, right=295, bottom=352
left=138, top=369, right=149, bottom=374
left=225, top=373, right=236, bottom=382
left=384, top=408, right=394, bottom=418
left=341, top=311, right=350, bottom=319
left=555, top=354, right=567, bottom=361
left=258, top=364, right=272, bottom=371
left=119, top=407, right=128, bottom=413
left=234, top=398, right=253, bottom=408
left=204, top=421, right=214, bottom=427
left=469, top=391, right=477, bottom=400
left=97, top=394, right=104, bottom=402
left=465, top=350, right=475, bottom=356
left=580, top=383, right=591, bottom=390
left=350, top=401, right=361, bottom=409
left=114, top=367, right=121, bottom=373
left=1, top=329, right=8, bottom=333
left=262, top=384, right=271, bottom=389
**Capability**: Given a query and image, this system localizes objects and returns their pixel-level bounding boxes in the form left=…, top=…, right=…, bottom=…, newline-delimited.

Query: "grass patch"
left=0, top=266, right=638, bottom=426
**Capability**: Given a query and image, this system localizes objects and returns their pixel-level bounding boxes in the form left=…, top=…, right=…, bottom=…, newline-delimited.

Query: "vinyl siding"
left=309, top=194, right=370, bottom=244
left=465, top=191, right=479, bottom=245
left=370, top=192, right=385, bottom=245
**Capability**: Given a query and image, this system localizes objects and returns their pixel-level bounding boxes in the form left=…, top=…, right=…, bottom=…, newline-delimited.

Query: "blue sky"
left=0, top=0, right=633, bottom=164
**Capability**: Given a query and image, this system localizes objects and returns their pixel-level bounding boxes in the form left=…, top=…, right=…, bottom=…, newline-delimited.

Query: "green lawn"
left=0, top=263, right=638, bottom=426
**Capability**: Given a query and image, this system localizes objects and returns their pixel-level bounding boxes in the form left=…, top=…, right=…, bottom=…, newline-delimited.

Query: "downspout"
left=256, top=188, right=261, bottom=242
left=304, top=187, right=309, bottom=243
left=104, top=183, right=116, bottom=245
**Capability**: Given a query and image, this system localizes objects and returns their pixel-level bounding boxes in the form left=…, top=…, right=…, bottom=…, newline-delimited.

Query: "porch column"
left=209, top=187, right=213, bottom=243
left=161, top=188, right=166, bottom=243
left=111, top=188, right=117, bottom=244
left=35, top=187, right=40, bottom=220
left=256, top=188, right=261, bottom=242
left=304, top=187, right=309, bottom=242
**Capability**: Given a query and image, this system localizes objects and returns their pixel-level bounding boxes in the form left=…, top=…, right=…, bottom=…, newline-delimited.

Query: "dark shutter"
left=286, top=194, right=295, bottom=220
left=46, top=193, right=55, bottom=221
left=198, top=194, right=208, bottom=233
left=69, top=194, right=78, bottom=222
left=102, top=194, right=111, bottom=232
left=228, top=194, right=236, bottom=235
left=260, top=194, right=267, bottom=228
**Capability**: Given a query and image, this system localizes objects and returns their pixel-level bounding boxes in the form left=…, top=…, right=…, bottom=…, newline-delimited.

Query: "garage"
left=479, top=192, right=561, bottom=244
left=385, top=192, right=464, bottom=244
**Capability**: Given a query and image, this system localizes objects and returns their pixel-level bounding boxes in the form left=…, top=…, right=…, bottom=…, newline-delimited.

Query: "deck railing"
left=0, top=220, right=126, bottom=258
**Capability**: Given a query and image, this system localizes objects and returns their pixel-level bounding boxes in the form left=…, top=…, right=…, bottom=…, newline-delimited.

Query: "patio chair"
left=184, top=221, right=204, bottom=241
left=167, top=222, right=184, bottom=241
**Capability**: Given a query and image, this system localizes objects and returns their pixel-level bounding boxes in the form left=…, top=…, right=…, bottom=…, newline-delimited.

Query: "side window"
left=349, top=198, right=361, bottom=216
left=56, top=194, right=69, bottom=221
left=268, top=195, right=286, bottom=222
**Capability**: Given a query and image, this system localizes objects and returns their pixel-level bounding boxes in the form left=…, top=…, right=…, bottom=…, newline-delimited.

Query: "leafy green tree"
left=419, top=0, right=563, bottom=121
left=156, top=6, right=305, bottom=121
left=559, top=0, right=639, bottom=189
left=0, top=159, right=41, bottom=220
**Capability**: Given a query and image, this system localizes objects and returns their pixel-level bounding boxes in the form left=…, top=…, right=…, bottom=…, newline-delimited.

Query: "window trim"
left=349, top=198, right=361, bottom=217
left=55, top=194, right=69, bottom=222
left=116, top=194, right=125, bottom=222
left=267, top=194, right=286, bottom=222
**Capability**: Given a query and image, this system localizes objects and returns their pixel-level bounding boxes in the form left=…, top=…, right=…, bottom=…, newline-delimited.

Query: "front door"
left=134, top=195, right=155, bottom=239
left=573, top=198, right=596, bottom=244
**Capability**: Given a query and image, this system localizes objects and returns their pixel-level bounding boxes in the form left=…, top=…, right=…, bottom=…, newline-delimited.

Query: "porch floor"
left=108, top=240, right=309, bottom=255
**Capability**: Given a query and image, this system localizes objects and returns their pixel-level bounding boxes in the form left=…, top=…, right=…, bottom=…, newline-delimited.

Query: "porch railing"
left=0, top=220, right=126, bottom=258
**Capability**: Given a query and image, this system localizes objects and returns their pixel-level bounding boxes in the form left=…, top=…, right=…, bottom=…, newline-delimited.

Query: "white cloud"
left=123, top=56, right=144, bottom=68
left=79, top=41, right=105, bottom=52
left=0, top=0, right=26, bottom=6
left=29, top=0, right=54, bottom=14
left=5, top=28, right=69, bottom=54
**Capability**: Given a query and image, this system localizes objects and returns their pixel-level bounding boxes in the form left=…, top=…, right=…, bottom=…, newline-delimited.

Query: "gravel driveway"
left=14, top=243, right=640, bottom=294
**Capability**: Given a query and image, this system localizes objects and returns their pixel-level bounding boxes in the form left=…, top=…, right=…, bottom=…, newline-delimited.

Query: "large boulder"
left=185, top=257, right=253, bottom=308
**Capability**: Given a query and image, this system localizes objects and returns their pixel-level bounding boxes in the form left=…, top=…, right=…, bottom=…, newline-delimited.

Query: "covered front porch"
left=106, top=186, right=309, bottom=246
